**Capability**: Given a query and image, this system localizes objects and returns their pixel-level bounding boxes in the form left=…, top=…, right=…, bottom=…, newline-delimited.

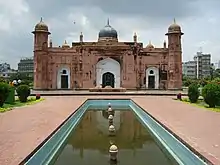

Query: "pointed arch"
left=96, top=57, right=121, bottom=88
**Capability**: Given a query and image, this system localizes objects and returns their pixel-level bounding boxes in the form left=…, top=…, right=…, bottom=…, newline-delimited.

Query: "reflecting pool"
left=53, top=110, right=179, bottom=165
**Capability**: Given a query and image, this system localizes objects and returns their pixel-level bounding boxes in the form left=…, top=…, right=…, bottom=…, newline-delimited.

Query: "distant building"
left=182, top=61, right=197, bottom=79
left=0, top=62, right=10, bottom=72
left=217, top=60, right=220, bottom=69
left=183, top=51, right=212, bottom=79
left=0, top=62, right=17, bottom=79
left=0, top=69, right=17, bottom=79
left=17, top=57, right=34, bottom=77
left=194, top=52, right=211, bottom=79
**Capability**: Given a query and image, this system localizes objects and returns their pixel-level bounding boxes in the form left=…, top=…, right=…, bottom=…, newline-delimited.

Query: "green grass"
left=0, top=97, right=45, bottom=113
left=180, top=97, right=220, bottom=112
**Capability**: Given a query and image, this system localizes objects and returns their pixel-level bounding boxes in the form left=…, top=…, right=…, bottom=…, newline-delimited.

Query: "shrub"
left=36, top=94, right=41, bottom=100
left=202, top=83, right=220, bottom=108
left=0, top=77, right=6, bottom=83
left=183, top=79, right=193, bottom=87
left=5, top=86, right=15, bottom=104
left=16, top=85, right=30, bottom=102
left=199, top=79, right=208, bottom=87
left=0, top=82, right=11, bottom=107
left=188, top=83, right=199, bottom=103
left=211, top=78, right=220, bottom=84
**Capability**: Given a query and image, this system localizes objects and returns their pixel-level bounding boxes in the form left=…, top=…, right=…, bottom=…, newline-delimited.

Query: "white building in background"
left=182, top=61, right=197, bottom=79
left=0, top=62, right=17, bottom=79
left=183, top=51, right=212, bottom=79
left=217, top=60, right=220, bottom=69
left=0, top=70, right=17, bottom=78
left=0, top=62, right=10, bottom=72
left=194, top=52, right=211, bottom=79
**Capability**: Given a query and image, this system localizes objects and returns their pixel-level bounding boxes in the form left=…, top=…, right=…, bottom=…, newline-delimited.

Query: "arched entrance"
left=57, top=67, right=71, bottom=89
left=146, top=67, right=159, bottom=89
left=61, top=70, right=68, bottom=89
left=96, top=58, right=121, bottom=88
left=102, top=72, right=115, bottom=88
left=148, top=70, right=155, bottom=89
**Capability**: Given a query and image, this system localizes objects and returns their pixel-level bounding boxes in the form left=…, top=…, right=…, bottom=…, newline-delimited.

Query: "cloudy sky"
left=0, top=0, right=220, bottom=68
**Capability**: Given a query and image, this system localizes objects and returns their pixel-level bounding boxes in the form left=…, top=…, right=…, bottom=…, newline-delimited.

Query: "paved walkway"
left=0, top=96, right=87, bottom=165
left=132, top=97, right=220, bottom=164
left=0, top=96, right=219, bottom=165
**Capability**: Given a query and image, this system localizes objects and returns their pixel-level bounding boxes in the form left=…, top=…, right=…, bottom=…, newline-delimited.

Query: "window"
left=149, top=70, right=154, bottom=74
left=62, top=70, right=67, bottom=74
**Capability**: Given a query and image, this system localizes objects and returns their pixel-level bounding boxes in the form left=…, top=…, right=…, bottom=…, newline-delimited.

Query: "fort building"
left=32, top=18, right=183, bottom=90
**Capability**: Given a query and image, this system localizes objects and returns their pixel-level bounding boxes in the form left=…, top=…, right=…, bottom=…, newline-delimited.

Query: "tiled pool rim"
left=21, top=99, right=211, bottom=165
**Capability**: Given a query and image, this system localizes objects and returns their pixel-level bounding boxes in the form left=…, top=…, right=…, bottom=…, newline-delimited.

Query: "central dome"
left=98, top=19, right=118, bottom=39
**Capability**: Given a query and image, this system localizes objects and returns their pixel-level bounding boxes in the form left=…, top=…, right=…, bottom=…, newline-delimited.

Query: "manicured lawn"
left=0, top=97, right=44, bottom=113
left=180, top=97, right=220, bottom=112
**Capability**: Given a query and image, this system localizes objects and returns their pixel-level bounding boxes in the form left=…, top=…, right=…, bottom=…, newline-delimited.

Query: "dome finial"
left=62, top=40, right=70, bottom=48
left=33, top=17, right=50, bottom=33
left=173, top=18, right=176, bottom=24
left=107, top=18, right=110, bottom=25
left=146, top=40, right=154, bottom=48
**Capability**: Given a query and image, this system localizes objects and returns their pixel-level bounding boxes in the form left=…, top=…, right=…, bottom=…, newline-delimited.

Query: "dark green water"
left=53, top=110, right=179, bottom=165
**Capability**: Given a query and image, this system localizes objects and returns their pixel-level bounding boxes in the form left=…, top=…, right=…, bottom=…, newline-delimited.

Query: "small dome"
left=168, top=19, right=181, bottom=33
left=98, top=19, right=118, bottom=39
left=34, top=17, right=49, bottom=32
left=146, top=41, right=154, bottom=49
left=62, top=40, right=70, bottom=48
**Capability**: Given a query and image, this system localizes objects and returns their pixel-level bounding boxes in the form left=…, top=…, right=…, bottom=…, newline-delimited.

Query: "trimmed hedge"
left=202, top=83, right=220, bottom=108
left=16, top=85, right=30, bottom=102
left=0, top=82, right=11, bottom=107
left=188, top=83, right=199, bottom=103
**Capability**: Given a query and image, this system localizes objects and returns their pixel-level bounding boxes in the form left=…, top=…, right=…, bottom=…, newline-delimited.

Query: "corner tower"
left=32, top=17, right=50, bottom=51
left=166, top=19, right=184, bottom=89
left=32, top=18, right=51, bottom=89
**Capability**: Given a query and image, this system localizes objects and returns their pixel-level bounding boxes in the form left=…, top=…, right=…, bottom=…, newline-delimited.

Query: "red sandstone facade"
left=32, top=18, right=183, bottom=90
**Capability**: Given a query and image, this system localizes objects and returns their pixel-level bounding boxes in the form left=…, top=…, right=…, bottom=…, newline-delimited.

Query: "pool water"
left=53, top=110, right=179, bottom=165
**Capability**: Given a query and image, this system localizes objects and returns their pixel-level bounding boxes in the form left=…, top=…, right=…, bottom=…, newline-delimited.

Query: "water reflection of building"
left=68, top=110, right=151, bottom=150
left=54, top=110, right=177, bottom=165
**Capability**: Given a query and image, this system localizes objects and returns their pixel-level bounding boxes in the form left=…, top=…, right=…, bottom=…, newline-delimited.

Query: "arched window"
left=150, top=70, right=154, bottom=74
left=62, top=70, right=67, bottom=74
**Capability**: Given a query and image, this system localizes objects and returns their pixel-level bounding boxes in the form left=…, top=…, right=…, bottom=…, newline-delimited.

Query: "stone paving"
left=0, top=96, right=219, bottom=165
left=132, top=97, right=220, bottom=165
left=0, top=96, right=87, bottom=165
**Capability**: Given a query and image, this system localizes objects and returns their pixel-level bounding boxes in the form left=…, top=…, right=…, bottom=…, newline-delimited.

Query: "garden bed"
left=175, top=97, right=220, bottom=112
left=0, top=97, right=44, bottom=113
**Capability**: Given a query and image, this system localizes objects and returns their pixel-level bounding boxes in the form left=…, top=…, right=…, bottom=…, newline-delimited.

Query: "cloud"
left=0, top=0, right=220, bottom=68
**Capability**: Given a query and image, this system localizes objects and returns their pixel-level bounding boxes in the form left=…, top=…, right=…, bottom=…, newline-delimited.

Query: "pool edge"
left=21, top=99, right=213, bottom=165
